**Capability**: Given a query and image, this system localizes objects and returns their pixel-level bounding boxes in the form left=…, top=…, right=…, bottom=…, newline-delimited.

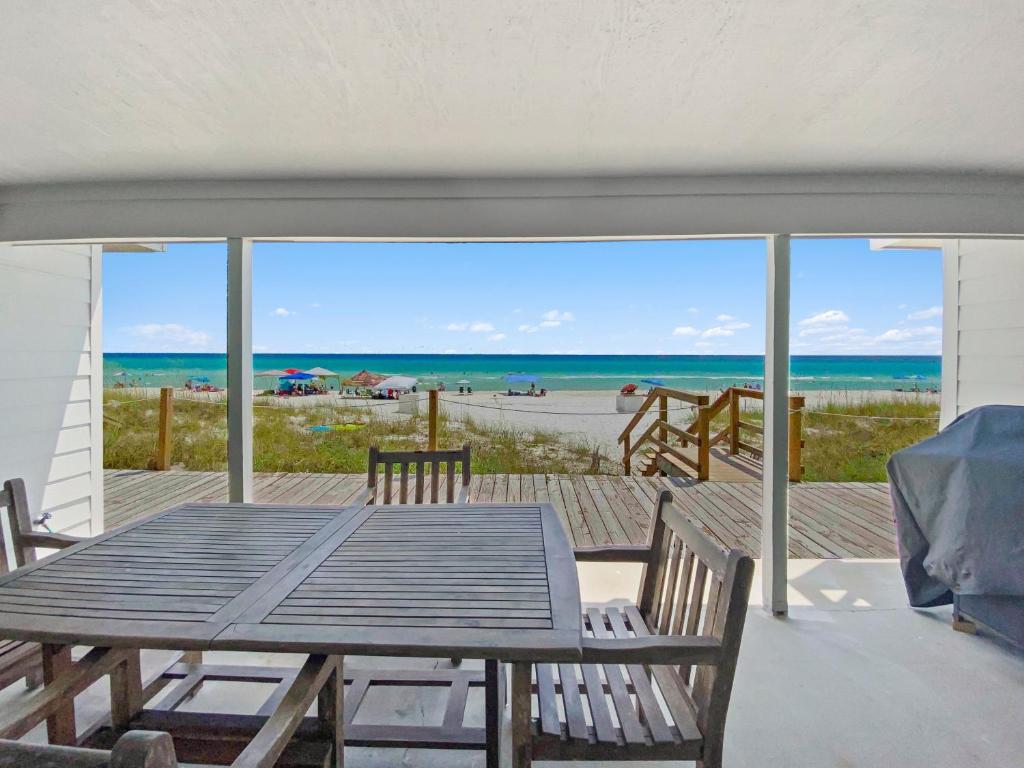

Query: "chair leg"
left=449, top=657, right=462, bottom=666
left=510, top=662, right=532, bottom=768
left=24, top=668, right=43, bottom=690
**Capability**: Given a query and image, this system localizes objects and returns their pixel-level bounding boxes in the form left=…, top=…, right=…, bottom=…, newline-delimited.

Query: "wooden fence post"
left=728, top=387, right=740, bottom=455
left=623, top=434, right=631, bottom=475
left=153, top=387, right=173, bottom=471
left=697, top=405, right=711, bottom=481
left=428, top=389, right=439, bottom=451
left=658, top=393, right=668, bottom=443
left=788, top=395, right=804, bottom=482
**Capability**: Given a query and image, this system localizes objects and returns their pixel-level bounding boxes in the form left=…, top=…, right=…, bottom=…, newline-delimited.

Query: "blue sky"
left=103, top=238, right=942, bottom=355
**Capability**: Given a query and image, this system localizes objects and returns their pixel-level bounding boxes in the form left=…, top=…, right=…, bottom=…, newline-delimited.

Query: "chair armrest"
left=573, top=544, right=651, bottom=563
left=580, top=636, right=722, bottom=665
left=20, top=531, right=83, bottom=550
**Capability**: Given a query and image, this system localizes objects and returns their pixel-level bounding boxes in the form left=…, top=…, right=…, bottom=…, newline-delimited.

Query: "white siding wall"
left=943, top=239, right=1024, bottom=426
left=0, top=242, right=102, bottom=547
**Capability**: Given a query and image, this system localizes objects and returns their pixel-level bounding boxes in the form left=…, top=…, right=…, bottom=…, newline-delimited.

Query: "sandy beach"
left=117, top=386, right=940, bottom=456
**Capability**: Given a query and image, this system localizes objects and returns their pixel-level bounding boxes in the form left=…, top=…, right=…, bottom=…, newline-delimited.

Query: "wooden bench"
left=509, top=489, right=755, bottom=768
left=0, top=730, right=178, bottom=767
left=364, top=445, right=471, bottom=504
left=0, top=478, right=85, bottom=692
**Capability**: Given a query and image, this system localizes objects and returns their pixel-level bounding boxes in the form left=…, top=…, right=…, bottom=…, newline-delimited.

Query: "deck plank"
left=102, top=470, right=896, bottom=558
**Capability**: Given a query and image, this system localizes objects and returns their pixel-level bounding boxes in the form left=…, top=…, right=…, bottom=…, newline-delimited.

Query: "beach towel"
left=887, top=404, right=1024, bottom=607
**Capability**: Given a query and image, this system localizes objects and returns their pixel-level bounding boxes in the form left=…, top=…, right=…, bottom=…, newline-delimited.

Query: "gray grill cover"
left=887, top=404, right=1024, bottom=607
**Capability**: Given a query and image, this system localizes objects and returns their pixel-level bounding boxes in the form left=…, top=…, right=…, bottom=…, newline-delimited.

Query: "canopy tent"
left=304, top=366, right=342, bottom=388
left=504, top=374, right=538, bottom=384
left=343, top=369, right=387, bottom=388
left=281, top=372, right=315, bottom=381
left=371, top=375, right=418, bottom=392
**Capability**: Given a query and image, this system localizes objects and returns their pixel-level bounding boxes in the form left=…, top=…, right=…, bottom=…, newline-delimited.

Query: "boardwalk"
left=104, top=470, right=896, bottom=559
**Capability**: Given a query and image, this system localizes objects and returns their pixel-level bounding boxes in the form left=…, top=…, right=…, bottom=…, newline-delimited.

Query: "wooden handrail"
left=617, top=387, right=708, bottom=444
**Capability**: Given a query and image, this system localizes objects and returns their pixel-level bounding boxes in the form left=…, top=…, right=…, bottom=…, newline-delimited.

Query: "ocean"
left=103, top=353, right=941, bottom=392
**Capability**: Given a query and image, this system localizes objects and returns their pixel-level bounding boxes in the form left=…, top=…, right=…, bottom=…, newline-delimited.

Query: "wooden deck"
left=104, top=470, right=896, bottom=559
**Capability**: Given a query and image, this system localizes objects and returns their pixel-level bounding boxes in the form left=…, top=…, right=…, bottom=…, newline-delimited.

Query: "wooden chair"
left=0, top=730, right=178, bottom=767
left=0, top=478, right=84, bottom=692
left=364, top=444, right=471, bottom=505
left=510, top=490, right=754, bottom=768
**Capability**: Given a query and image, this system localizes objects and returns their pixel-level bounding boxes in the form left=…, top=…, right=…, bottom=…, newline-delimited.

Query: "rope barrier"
left=801, top=409, right=939, bottom=421
left=438, top=397, right=698, bottom=416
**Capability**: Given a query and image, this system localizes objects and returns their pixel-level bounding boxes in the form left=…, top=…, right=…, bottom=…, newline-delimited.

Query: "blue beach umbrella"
left=189, top=375, right=211, bottom=383
left=504, top=373, right=539, bottom=384
left=640, top=378, right=665, bottom=387
left=281, top=372, right=315, bottom=380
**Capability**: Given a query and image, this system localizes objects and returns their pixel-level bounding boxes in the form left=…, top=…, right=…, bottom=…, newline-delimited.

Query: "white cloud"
left=907, top=306, right=942, bottom=320
left=723, top=320, right=750, bottom=331
left=702, top=327, right=735, bottom=338
left=488, top=333, right=507, bottom=341
left=688, top=307, right=699, bottom=314
left=798, top=309, right=850, bottom=327
left=518, top=310, right=573, bottom=333
left=876, top=325, right=941, bottom=342
left=716, top=314, right=736, bottom=322
left=308, top=302, right=321, bottom=309
left=672, top=326, right=699, bottom=337
left=271, top=307, right=293, bottom=317
left=543, top=309, right=574, bottom=323
left=448, top=321, right=495, bottom=333
left=125, top=323, right=211, bottom=348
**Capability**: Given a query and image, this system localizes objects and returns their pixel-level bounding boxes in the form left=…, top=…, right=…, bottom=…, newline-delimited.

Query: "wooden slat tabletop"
left=216, top=503, right=582, bottom=661
left=0, top=504, right=357, bottom=648
left=0, top=502, right=582, bottom=662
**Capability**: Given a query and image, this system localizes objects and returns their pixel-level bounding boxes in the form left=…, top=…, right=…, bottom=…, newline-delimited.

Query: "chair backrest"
left=367, top=445, right=472, bottom=504
left=636, top=490, right=754, bottom=757
left=0, top=730, right=178, bottom=767
left=0, top=478, right=35, bottom=573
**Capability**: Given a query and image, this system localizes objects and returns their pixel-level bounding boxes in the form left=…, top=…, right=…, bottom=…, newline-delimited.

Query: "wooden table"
left=0, top=502, right=581, bottom=766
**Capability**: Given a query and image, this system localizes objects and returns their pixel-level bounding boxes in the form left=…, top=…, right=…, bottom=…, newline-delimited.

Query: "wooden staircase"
left=619, top=386, right=805, bottom=482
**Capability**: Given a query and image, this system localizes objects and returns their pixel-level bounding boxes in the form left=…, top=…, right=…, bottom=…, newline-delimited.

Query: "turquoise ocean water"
left=103, top=354, right=941, bottom=392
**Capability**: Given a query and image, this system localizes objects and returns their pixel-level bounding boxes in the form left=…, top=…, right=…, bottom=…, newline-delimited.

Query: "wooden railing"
left=618, top=387, right=711, bottom=479
left=619, top=386, right=805, bottom=482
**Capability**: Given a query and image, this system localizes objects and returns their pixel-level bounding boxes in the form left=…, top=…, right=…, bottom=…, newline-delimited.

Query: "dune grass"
left=705, top=394, right=940, bottom=481
left=103, top=391, right=598, bottom=475
left=104, top=390, right=939, bottom=482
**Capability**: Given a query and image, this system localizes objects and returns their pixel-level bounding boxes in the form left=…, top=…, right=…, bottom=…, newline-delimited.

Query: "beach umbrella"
left=281, top=372, right=315, bottom=380
left=283, top=368, right=301, bottom=374
left=457, top=379, right=471, bottom=385
left=504, top=373, right=539, bottom=384
left=255, top=369, right=289, bottom=378
left=343, top=369, right=387, bottom=387
left=640, top=378, right=666, bottom=387
left=189, top=376, right=211, bottom=383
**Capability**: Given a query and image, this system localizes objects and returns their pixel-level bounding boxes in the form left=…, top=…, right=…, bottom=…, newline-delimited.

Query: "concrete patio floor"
left=4, top=559, right=1022, bottom=766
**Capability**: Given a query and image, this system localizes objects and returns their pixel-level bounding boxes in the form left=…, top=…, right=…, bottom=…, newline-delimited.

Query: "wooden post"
left=428, top=389, right=438, bottom=451
left=623, top=434, right=631, bottom=475
left=317, top=656, right=344, bottom=767
left=697, top=405, right=711, bottom=481
left=658, top=394, right=668, bottom=444
left=728, top=388, right=740, bottom=455
left=510, top=662, right=532, bottom=768
left=109, top=650, right=144, bottom=730
left=153, top=386, right=173, bottom=470
left=788, top=395, right=805, bottom=482
left=41, top=644, right=76, bottom=745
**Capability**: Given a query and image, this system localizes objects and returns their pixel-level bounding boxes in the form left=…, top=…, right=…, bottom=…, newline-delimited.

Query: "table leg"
left=485, top=659, right=501, bottom=768
left=41, top=643, right=75, bottom=745
left=318, top=655, right=344, bottom=767
left=110, top=649, right=144, bottom=730
left=510, top=662, right=532, bottom=768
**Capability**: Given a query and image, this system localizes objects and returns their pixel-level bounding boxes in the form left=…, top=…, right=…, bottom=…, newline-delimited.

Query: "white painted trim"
left=762, top=235, right=790, bottom=616
left=89, top=244, right=104, bottom=534
left=227, top=237, right=253, bottom=502
left=940, top=240, right=961, bottom=428
left=3, top=173, right=1024, bottom=242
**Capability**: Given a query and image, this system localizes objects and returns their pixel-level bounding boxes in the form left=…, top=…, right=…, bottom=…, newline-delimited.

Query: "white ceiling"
left=2, top=0, right=1023, bottom=188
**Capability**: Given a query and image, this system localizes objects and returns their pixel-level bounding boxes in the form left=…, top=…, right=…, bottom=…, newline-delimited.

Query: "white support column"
left=89, top=245, right=105, bottom=535
left=227, top=237, right=253, bottom=502
left=762, top=234, right=791, bottom=615
left=939, top=240, right=960, bottom=428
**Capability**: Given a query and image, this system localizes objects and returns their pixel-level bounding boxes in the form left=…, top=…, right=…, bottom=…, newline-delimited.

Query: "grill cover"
left=887, top=405, right=1024, bottom=607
